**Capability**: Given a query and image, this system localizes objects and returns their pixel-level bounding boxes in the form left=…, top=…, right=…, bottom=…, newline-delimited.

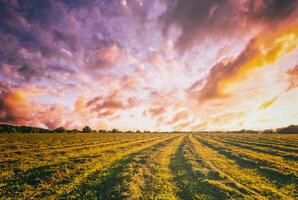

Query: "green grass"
left=0, top=133, right=297, bottom=199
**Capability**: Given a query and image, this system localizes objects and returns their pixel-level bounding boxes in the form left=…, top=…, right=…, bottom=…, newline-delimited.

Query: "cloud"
left=75, top=95, right=87, bottom=112
left=1, top=64, right=19, bottom=79
left=191, top=121, right=208, bottom=131
left=0, top=90, right=32, bottom=123
left=53, top=30, right=78, bottom=52
left=259, top=95, right=279, bottom=110
left=120, top=74, right=139, bottom=90
left=246, top=0, right=298, bottom=23
left=288, top=64, right=298, bottom=76
left=0, top=86, right=71, bottom=129
left=173, top=121, right=191, bottom=131
left=197, top=58, right=236, bottom=101
left=186, top=79, right=205, bottom=100
left=160, top=0, right=298, bottom=52
left=87, top=44, right=121, bottom=69
left=198, top=22, right=298, bottom=101
left=0, top=0, right=127, bottom=86
left=0, top=1, right=94, bottom=89
left=144, top=106, right=166, bottom=118
left=87, top=93, right=139, bottom=118
left=146, top=52, right=164, bottom=70
left=40, top=106, right=65, bottom=129
left=166, top=110, right=188, bottom=125
left=287, top=64, right=298, bottom=90
left=215, top=44, right=230, bottom=60
left=160, top=0, right=239, bottom=51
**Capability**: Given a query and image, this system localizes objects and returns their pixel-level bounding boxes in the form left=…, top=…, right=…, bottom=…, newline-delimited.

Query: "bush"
left=54, top=127, right=66, bottom=133
left=83, top=126, right=92, bottom=133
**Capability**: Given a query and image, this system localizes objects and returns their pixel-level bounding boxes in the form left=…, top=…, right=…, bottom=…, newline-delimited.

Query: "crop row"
left=0, top=134, right=177, bottom=199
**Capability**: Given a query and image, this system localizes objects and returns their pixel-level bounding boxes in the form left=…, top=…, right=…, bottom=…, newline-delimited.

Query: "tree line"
left=0, top=124, right=297, bottom=134
left=0, top=124, right=151, bottom=134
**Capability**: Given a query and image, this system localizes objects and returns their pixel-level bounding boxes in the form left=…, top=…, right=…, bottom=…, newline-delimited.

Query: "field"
left=0, top=133, right=297, bottom=200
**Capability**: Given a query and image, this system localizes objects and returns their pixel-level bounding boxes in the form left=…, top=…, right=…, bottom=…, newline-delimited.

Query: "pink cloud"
left=87, top=44, right=121, bottom=68
left=145, top=106, right=166, bottom=118
left=166, top=110, right=188, bottom=125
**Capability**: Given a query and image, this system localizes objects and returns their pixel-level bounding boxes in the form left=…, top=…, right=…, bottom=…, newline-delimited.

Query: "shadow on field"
left=197, top=138, right=297, bottom=187
left=63, top=155, right=136, bottom=199
left=63, top=140, right=173, bottom=200
left=0, top=164, right=58, bottom=198
left=169, top=138, right=231, bottom=200
left=222, top=140, right=298, bottom=161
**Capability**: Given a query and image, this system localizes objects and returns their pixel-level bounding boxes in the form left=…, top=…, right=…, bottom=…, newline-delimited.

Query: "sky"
left=0, top=0, right=298, bottom=131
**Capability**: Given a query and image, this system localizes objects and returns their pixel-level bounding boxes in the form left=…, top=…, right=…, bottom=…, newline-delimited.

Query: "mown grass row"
left=0, top=134, right=157, bottom=161
left=170, top=136, right=246, bottom=200
left=138, top=135, right=183, bottom=200
left=191, top=135, right=273, bottom=199
left=63, top=135, right=183, bottom=200
left=0, top=133, right=105, bottom=150
left=212, top=135, right=298, bottom=153
left=216, top=134, right=298, bottom=148
left=0, top=134, right=176, bottom=199
left=0, top=133, right=297, bottom=199
left=1, top=134, right=158, bottom=157
left=204, top=136, right=298, bottom=161
left=0, top=135, right=152, bottom=167
left=0, top=134, right=153, bottom=156
left=197, top=135, right=298, bottom=178
left=0, top=134, right=165, bottom=182
left=194, top=135, right=297, bottom=199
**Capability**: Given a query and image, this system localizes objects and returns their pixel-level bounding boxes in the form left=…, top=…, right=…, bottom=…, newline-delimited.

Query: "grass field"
left=0, top=133, right=297, bottom=199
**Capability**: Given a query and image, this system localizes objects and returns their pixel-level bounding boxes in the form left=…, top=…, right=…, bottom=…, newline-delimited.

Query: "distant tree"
left=83, top=126, right=92, bottom=133
left=67, top=129, right=79, bottom=133
left=0, top=124, right=51, bottom=133
left=262, top=129, right=275, bottom=134
left=136, top=130, right=141, bottom=133
left=111, top=128, right=118, bottom=133
left=11, top=127, right=18, bottom=133
left=98, top=129, right=106, bottom=133
left=55, top=127, right=66, bottom=133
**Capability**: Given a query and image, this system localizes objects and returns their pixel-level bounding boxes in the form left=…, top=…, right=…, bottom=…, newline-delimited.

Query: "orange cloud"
left=87, top=92, right=139, bottom=118
left=199, top=22, right=298, bottom=101
left=220, top=27, right=298, bottom=91
left=259, top=95, right=279, bottom=110
left=1, top=90, right=32, bottom=123
left=173, top=121, right=191, bottom=131
left=95, top=121, right=108, bottom=130
left=0, top=88, right=75, bottom=129
left=145, top=106, right=166, bottom=118
left=75, top=96, right=87, bottom=112
left=121, top=75, right=139, bottom=90
left=41, top=106, right=65, bottom=129
left=287, top=64, right=298, bottom=90
left=288, top=64, right=298, bottom=76
left=191, top=121, right=208, bottom=132
left=166, top=110, right=188, bottom=125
